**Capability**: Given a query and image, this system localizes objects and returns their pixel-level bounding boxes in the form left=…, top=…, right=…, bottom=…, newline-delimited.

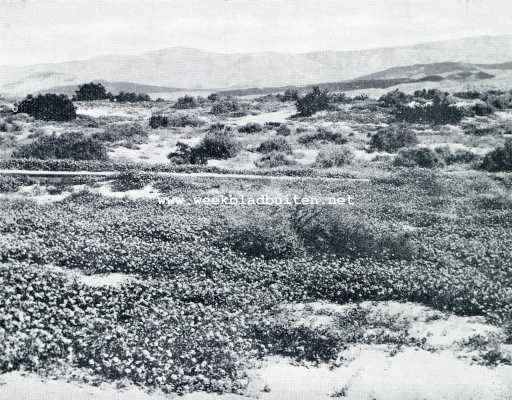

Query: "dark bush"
left=379, top=90, right=412, bottom=108
left=369, top=124, right=418, bottom=152
left=210, top=99, right=240, bottom=115
left=238, top=123, right=263, bottom=134
left=173, top=95, right=199, bottom=109
left=114, top=92, right=150, bottom=103
left=73, top=82, right=111, bottom=101
left=395, top=98, right=464, bottom=125
left=480, top=140, right=512, bottom=172
left=149, top=115, right=169, bottom=129
left=434, top=146, right=479, bottom=165
left=256, top=137, right=292, bottom=154
left=296, top=87, right=330, bottom=117
left=13, top=131, right=108, bottom=160
left=394, top=147, right=445, bottom=168
left=276, top=125, right=292, bottom=136
left=298, top=127, right=347, bottom=145
left=169, top=132, right=241, bottom=164
left=16, top=94, right=76, bottom=121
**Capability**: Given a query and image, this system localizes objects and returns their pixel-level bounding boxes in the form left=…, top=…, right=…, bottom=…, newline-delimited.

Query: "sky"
left=1, top=0, right=512, bottom=66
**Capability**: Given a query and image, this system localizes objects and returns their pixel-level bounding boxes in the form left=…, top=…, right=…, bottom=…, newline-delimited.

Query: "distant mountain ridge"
left=2, top=35, right=512, bottom=96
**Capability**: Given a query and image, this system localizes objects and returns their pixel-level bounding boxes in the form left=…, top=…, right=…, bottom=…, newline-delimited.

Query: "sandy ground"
left=1, top=301, right=510, bottom=400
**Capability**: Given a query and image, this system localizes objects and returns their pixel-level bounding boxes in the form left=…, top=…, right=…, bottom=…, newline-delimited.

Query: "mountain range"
left=2, top=35, right=512, bottom=96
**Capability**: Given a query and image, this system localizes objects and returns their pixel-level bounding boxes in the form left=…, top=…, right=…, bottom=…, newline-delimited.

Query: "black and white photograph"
left=1, top=0, right=512, bottom=399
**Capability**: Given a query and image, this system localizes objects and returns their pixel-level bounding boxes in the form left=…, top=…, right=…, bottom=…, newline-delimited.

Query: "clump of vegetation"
left=379, top=90, right=412, bottom=108
left=168, top=132, right=242, bottom=165
left=0, top=116, right=22, bottom=133
left=369, top=124, right=418, bottom=152
left=480, top=139, right=512, bottom=172
left=395, top=97, right=464, bottom=125
left=0, top=175, right=36, bottom=193
left=13, top=131, right=108, bottom=160
left=73, top=82, right=112, bottom=101
left=210, top=99, right=240, bottom=115
left=394, top=147, right=445, bottom=168
left=298, top=127, right=347, bottom=145
left=93, top=123, right=148, bottom=143
left=290, top=206, right=415, bottom=260
left=16, top=94, right=76, bottom=121
left=149, top=114, right=204, bottom=128
left=113, top=91, right=151, bottom=102
left=434, top=146, right=479, bottom=165
left=256, top=137, right=292, bottom=154
left=276, top=124, right=292, bottom=136
left=315, top=146, right=355, bottom=167
left=296, top=87, right=331, bottom=117
left=173, top=95, right=199, bottom=109
left=255, top=152, right=298, bottom=168
left=111, top=170, right=153, bottom=191
left=277, top=89, right=299, bottom=102
left=238, top=122, right=263, bottom=134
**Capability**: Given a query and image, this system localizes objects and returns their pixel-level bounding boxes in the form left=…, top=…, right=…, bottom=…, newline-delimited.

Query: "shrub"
left=276, top=125, right=292, bottom=136
left=210, top=99, right=239, bottom=115
left=454, top=90, right=482, bottom=100
left=111, top=170, right=153, bottom=191
left=290, top=206, right=414, bottom=259
left=369, top=124, right=418, bottom=152
left=13, top=131, right=108, bottom=160
left=217, top=213, right=301, bottom=259
left=472, top=101, right=495, bottom=116
left=480, top=140, right=512, bottom=172
left=315, top=146, right=355, bottom=167
left=169, top=132, right=242, bottom=164
left=114, top=92, right=150, bottom=102
left=0, top=175, right=36, bottom=193
left=73, top=82, right=111, bottom=101
left=256, top=137, right=292, bottom=154
left=16, top=94, right=76, bottom=121
left=149, top=115, right=169, bottom=129
left=296, top=87, right=330, bottom=117
left=395, top=98, right=464, bottom=125
left=167, top=114, right=204, bottom=128
left=434, top=146, right=479, bottom=165
left=278, top=89, right=299, bottom=102
left=93, top=123, right=148, bottom=142
left=173, top=95, right=199, bottom=109
left=379, top=90, right=412, bottom=108
left=255, top=152, right=298, bottom=168
left=149, top=114, right=204, bottom=128
left=238, top=123, right=263, bottom=134
left=393, top=147, right=445, bottom=168
left=196, top=131, right=241, bottom=160
left=297, top=127, right=347, bottom=145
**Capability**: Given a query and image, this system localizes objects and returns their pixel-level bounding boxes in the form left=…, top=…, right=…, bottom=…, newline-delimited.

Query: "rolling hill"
left=2, top=35, right=512, bottom=96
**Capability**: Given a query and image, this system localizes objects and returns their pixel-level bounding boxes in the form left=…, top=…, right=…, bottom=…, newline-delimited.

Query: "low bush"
left=169, top=133, right=242, bottom=164
left=114, top=91, right=150, bottom=103
left=395, top=99, right=464, bottom=125
left=238, top=123, right=263, bottom=134
left=276, top=125, right=292, bottom=136
left=393, top=147, right=445, bottom=169
left=296, top=87, right=331, bottom=117
left=210, top=99, right=240, bottom=115
left=256, top=137, right=292, bottom=154
left=434, top=146, right=479, bottom=165
left=290, top=206, right=415, bottom=260
left=149, top=115, right=169, bottom=129
left=111, top=170, right=153, bottom=191
left=298, top=127, right=347, bottom=145
left=480, top=139, right=512, bottom=172
left=149, top=114, right=204, bottom=128
left=369, top=124, right=418, bottom=152
left=13, top=132, right=108, bottom=161
left=73, top=82, right=111, bottom=101
left=0, top=175, right=36, bottom=193
left=315, top=146, right=355, bottom=167
left=254, top=152, right=298, bottom=168
left=16, top=94, right=76, bottom=121
left=173, top=95, right=199, bottom=109
left=93, top=123, right=148, bottom=143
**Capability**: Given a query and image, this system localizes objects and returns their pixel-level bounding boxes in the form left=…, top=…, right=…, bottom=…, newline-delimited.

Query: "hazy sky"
left=1, top=0, right=512, bottom=66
